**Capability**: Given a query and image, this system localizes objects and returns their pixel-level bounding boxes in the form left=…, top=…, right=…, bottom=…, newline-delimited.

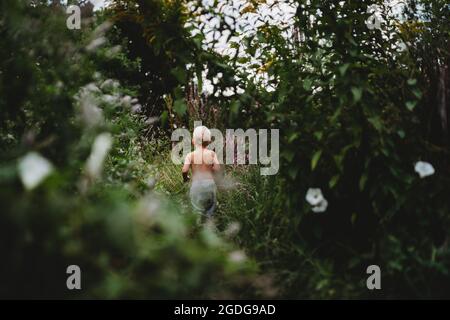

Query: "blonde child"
left=182, top=126, right=220, bottom=216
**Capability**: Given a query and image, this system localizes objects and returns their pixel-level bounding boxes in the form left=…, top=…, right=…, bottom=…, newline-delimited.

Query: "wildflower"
left=223, top=88, right=234, bottom=97
left=86, top=36, right=107, bottom=52
left=86, top=133, right=113, bottom=179
left=306, top=188, right=328, bottom=213
left=106, top=45, right=121, bottom=57
left=311, top=198, right=328, bottom=213
left=224, top=221, right=241, bottom=238
left=131, top=104, right=142, bottom=113
left=305, top=188, right=324, bottom=206
left=145, top=117, right=159, bottom=125
left=100, top=79, right=119, bottom=91
left=78, top=91, right=103, bottom=127
left=415, top=161, right=435, bottom=178
left=146, top=177, right=157, bottom=189
left=18, top=152, right=54, bottom=190
left=136, top=195, right=161, bottom=223
left=84, top=83, right=101, bottom=94
left=121, top=95, right=132, bottom=108
left=92, top=21, right=113, bottom=38
left=102, top=94, right=119, bottom=105
left=229, top=250, right=246, bottom=263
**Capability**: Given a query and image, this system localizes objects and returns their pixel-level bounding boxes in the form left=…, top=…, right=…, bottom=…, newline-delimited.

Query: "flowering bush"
left=0, top=1, right=261, bottom=299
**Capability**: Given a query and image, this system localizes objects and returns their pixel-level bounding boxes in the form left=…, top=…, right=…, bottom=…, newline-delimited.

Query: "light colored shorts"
left=189, top=179, right=217, bottom=216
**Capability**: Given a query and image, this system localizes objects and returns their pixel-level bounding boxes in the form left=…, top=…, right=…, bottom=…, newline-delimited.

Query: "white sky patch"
left=187, top=0, right=298, bottom=94
left=188, top=0, right=407, bottom=95
left=65, top=0, right=407, bottom=96
left=90, top=0, right=110, bottom=11
left=60, top=0, right=109, bottom=11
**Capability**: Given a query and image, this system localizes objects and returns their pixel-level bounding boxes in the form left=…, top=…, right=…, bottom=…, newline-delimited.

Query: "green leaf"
left=412, top=89, right=422, bottom=99
left=314, top=131, right=323, bottom=141
left=407, top=78, right=417, bottom=86
left=359, top=173, right=368, bottom=190
left=339, top=63, right=350, bottom=76
left=230, top=100, right=240, bottom=114
left=367, top=116, right=383, bottom=131
left=173, top=99, right=187, bottom=116
left=288, top=132, right=300, bottom=143
left=311, top=150, right=322, bottom=171
left=351, top=213, right=357, bottom=225
left=329, top=175, right=340, bottom=188
left=171, top=67, right=186, bottom=83
left=196, top=68, right=203, bottom=93
left=303, top=78, right=312, bottom=91
left=288, top=166, right=299, bottom=180
left=351, top=87, right=362, bottom=102
left=406, top=101, right=417, bottom=111
left=230, top=42, right=240, bottom=49
left=160, top=111, right=168, bottom=125
left=283, top=150, right=295, bottom=162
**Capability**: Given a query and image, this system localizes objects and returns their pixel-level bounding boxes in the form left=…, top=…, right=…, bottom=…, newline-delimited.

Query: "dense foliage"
left=0, top=0, right=449, bottom=299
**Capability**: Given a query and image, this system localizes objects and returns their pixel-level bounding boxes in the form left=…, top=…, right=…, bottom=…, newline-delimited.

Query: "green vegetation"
left=0, top=0, right=449, bottom=299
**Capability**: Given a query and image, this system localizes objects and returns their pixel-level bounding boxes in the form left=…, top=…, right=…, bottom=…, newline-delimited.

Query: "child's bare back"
left=184, top=148, right=220, bottom=181
left=182, top=125, right=221, bottom=217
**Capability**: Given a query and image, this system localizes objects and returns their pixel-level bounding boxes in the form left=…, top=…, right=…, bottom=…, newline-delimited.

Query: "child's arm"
left=182, top=152, right=191, bottom=182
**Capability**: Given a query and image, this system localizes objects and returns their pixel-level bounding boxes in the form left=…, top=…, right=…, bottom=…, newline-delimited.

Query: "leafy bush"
left=0, top=1, right=260, bottom=299
left=1, top=0, right=449, bottom=299
left=212, top=0, right=450, bottom=298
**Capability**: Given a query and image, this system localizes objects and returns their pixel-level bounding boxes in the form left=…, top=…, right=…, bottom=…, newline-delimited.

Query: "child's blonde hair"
left=193, top=125, right=211, bottom=147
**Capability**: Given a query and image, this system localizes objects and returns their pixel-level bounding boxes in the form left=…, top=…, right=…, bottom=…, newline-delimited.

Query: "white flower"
left=102, top=94, right=119, bottom=105
left=131, top=104, right=142, bottom=113
left=146, top=177, right=156, bottom=189
left=415, top=161, right=435, bottom=178
left=223, top=87, right=234, bottom=97
left=86, top=36, right=107, bottom=52
left=224, top=221, right=241, bottom=238
left=305, top=188, right=324, bottom=206
left=100, top=79, right=119, bottom=91
left=78, top=91, right=103, bottom=127
left=306, top=188, right=328, bottom=213
left=121, top=95, right=132, bottom=108
left=145, top=117, right=159, bottom=125
left=92, top=20, right=113, bottom=37
left=84, top=83, right=101, bottom=94
left=106, top=45, right=121, bottom=57
left=93, top=72, right=102, bottom=80
left=229, top=250, right=246, bottom=263
left=136, top=195, right=161, bottom=224
left=311, top=199, right=328, bottom=213
left=86, top=133, right=113, bottom=178
left=18, top=152, right=54, bottom=190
